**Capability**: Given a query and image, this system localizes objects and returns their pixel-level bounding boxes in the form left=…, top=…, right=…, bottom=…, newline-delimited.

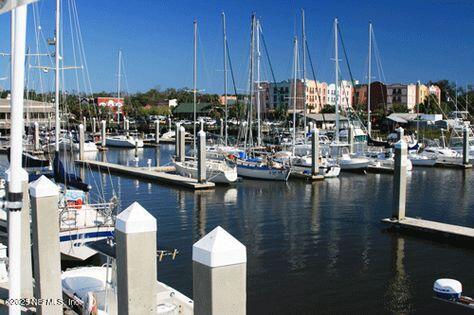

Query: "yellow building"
left=416, top=84, right=430, bottom=105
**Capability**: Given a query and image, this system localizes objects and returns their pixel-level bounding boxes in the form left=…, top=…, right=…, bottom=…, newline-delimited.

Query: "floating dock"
left=367, top=165, right=394, bottom=174
left=76, top=159, right=215, bottom=190
left=382, top=217, right=474, bottom=242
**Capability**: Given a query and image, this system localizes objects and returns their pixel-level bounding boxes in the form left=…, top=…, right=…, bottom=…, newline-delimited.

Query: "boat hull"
left=237, top=164, right=290, bottom=181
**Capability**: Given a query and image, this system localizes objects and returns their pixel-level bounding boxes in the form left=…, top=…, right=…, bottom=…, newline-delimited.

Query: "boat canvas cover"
left=434, top=279, right=462, bottom=298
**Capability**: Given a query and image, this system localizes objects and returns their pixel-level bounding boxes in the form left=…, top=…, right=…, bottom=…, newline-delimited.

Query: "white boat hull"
left=236, top=163, right=290, bottom=181
left=173, top=160, right=237, bottom=184
left=106, top=136, right=144, bottom=148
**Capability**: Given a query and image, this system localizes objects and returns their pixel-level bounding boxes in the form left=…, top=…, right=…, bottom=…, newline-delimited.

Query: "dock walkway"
left=76, top=159, right=215, bottom=190
left=382, top=217, right=474, bottom=241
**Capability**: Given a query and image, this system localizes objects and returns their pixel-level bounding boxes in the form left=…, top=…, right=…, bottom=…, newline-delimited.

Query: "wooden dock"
left=75, top=159, right=215, bottom=190
left=367, top=165, right=394, bottom=174
left=382, top=217, right=474, bottom=241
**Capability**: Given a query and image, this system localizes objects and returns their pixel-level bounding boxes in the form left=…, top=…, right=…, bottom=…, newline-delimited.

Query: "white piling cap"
left=179, top=126, right=185, bottom=132
left=198, top=130, right=206, bottom=137
left=5, top=167, right=28, bottom=182
left=116, top=201, right=157, bottom=234
left=193, top=226, right=246, bottom=268
left=29, top=175, right=59, bottom=198
left=394, top=139, right=408, bottom=150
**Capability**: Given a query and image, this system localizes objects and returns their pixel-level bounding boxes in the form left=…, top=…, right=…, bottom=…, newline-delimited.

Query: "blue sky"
left=0, top=0, right=473, bottom=94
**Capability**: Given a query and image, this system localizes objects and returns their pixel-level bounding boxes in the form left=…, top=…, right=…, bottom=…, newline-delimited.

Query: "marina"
left=0, top=0, right=472, bottom=314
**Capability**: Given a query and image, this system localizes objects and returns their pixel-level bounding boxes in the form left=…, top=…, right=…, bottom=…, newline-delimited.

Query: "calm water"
left=4, top=145, right=474, bottom=314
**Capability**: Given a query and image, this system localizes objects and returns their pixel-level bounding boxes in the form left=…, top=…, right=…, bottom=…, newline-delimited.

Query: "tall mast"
left=247, top=14, right=255, bottom=148
left=367, top=22, right=372, bottom=137
left=334, top=18, right=340, bottom=142
left=117, top=49, right=122, bottom=127
left=222, top=12, right=228, bottom=146
left=9, top=4, right=28, bottom=314
left=193, top=20, right=197, bottom=153
left=292, top=36, right=298, bottom=155
left=301, top=8, right=307, bottom=133
left=256, top=19, right=261, bottom=146
left=54, top=0, right=60, bottom=152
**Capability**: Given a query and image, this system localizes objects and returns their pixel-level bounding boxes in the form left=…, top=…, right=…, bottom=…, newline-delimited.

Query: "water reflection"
left=385, top=236, right=412, bottom=313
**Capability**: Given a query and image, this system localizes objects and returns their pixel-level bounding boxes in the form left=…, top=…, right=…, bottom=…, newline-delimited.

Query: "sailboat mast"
left=256, top=19, right=261, bottom=146
left=54, top=0, right=60, bottom=152
left=248, top=14, right=255, bottom=148
left=9, top=4, right=28, bottom=313
left=222, top=12, right=228, bottom=146
left=367, top=22, right=372, bottom=137
left=302, top=8, right=307, bottom=133
left=292, top=36, right=298, bottom=155
left=193, top=20, right=197, bottom=153
left=334, top=18, right=340, bottom=142
left=117, top=49, right=121, bottom=127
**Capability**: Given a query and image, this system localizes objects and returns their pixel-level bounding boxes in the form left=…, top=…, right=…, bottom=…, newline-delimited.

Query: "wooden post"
left=29, top=176, right=62, bottom=315
left=220, top=118, right=224, bottom=138
left=193, top=226, right=247, bottom=315
left=83, top=116, right=87, bottom=132
left=116, top=202, right=157, bottom=315
left=198, top=130, right=207, bottom=183
left=393, top=139, right=407, bottom=220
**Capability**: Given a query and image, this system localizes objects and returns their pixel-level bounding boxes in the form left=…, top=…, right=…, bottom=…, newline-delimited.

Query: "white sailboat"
left=172, top=20, right=237, bottom=184
left=330, top=18, right=369, bottom=172
left=174, top=157, right=237, bottom=184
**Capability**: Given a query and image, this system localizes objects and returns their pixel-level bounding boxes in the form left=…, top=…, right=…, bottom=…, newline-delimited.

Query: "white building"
left=326, top=80, right=353, bottom=108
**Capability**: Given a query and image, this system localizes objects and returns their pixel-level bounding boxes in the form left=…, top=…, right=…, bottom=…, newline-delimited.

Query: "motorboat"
left=106, top=135, right=144, bottom=148
left=290, top=155, right=341, bottom=178
left=408, top=152, right=437, bottom=167
left=61, top=240, right=193, bottom=314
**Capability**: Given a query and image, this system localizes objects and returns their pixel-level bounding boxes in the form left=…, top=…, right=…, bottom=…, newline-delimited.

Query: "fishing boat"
left=173, top=157, right=238, bottom=184
left=106, top=135, right=144, bottom=148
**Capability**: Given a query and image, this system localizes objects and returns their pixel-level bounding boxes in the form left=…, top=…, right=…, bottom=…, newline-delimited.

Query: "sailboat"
left=326, top=18, right=369, bottom=172
left=172, top=20, right=237, bottom=184
left=234, top=15, right=290, bottom=181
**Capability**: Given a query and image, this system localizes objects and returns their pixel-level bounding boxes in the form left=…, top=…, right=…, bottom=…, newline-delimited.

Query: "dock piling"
left=79, top=124, right=85, bottom=160
left=6, top=168, right=34, bottom=300
left=193, top=226, right=247, bottom=315
left=168, top=117, right=172, bottom=131
left=311, top=128, right=319, bottom=176
left=34, top=121, right=40, bottom=152
left=396, top=127, right=404, bottom=141
left=155, top=120, right=160, bottom=144
left=200, top=118, right=204, bottom=132
left=92, top=117, right=96, bottom=135
left=198, top=130, right=207, bottom=183
left=393, top=139, right=407, bottom=220
left=179, top=126, right=186, bottom=163
left=220, top=118, right=224, bottom=138
left=349, top=124, right=354, bottom=154
left=29, top=176, right=62, bottom=315
left=463, top=126, right=469, bottom=165
left=116, top=202, right=157, bottom=314
left=175, top=123, right=181, bottom=157
left=83, top=116, right=87, bottom=132
left=101, top=120, right=106, bottom=147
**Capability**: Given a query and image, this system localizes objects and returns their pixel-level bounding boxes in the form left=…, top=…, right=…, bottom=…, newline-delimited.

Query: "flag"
left=0, top=0, right=38, bottom=15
